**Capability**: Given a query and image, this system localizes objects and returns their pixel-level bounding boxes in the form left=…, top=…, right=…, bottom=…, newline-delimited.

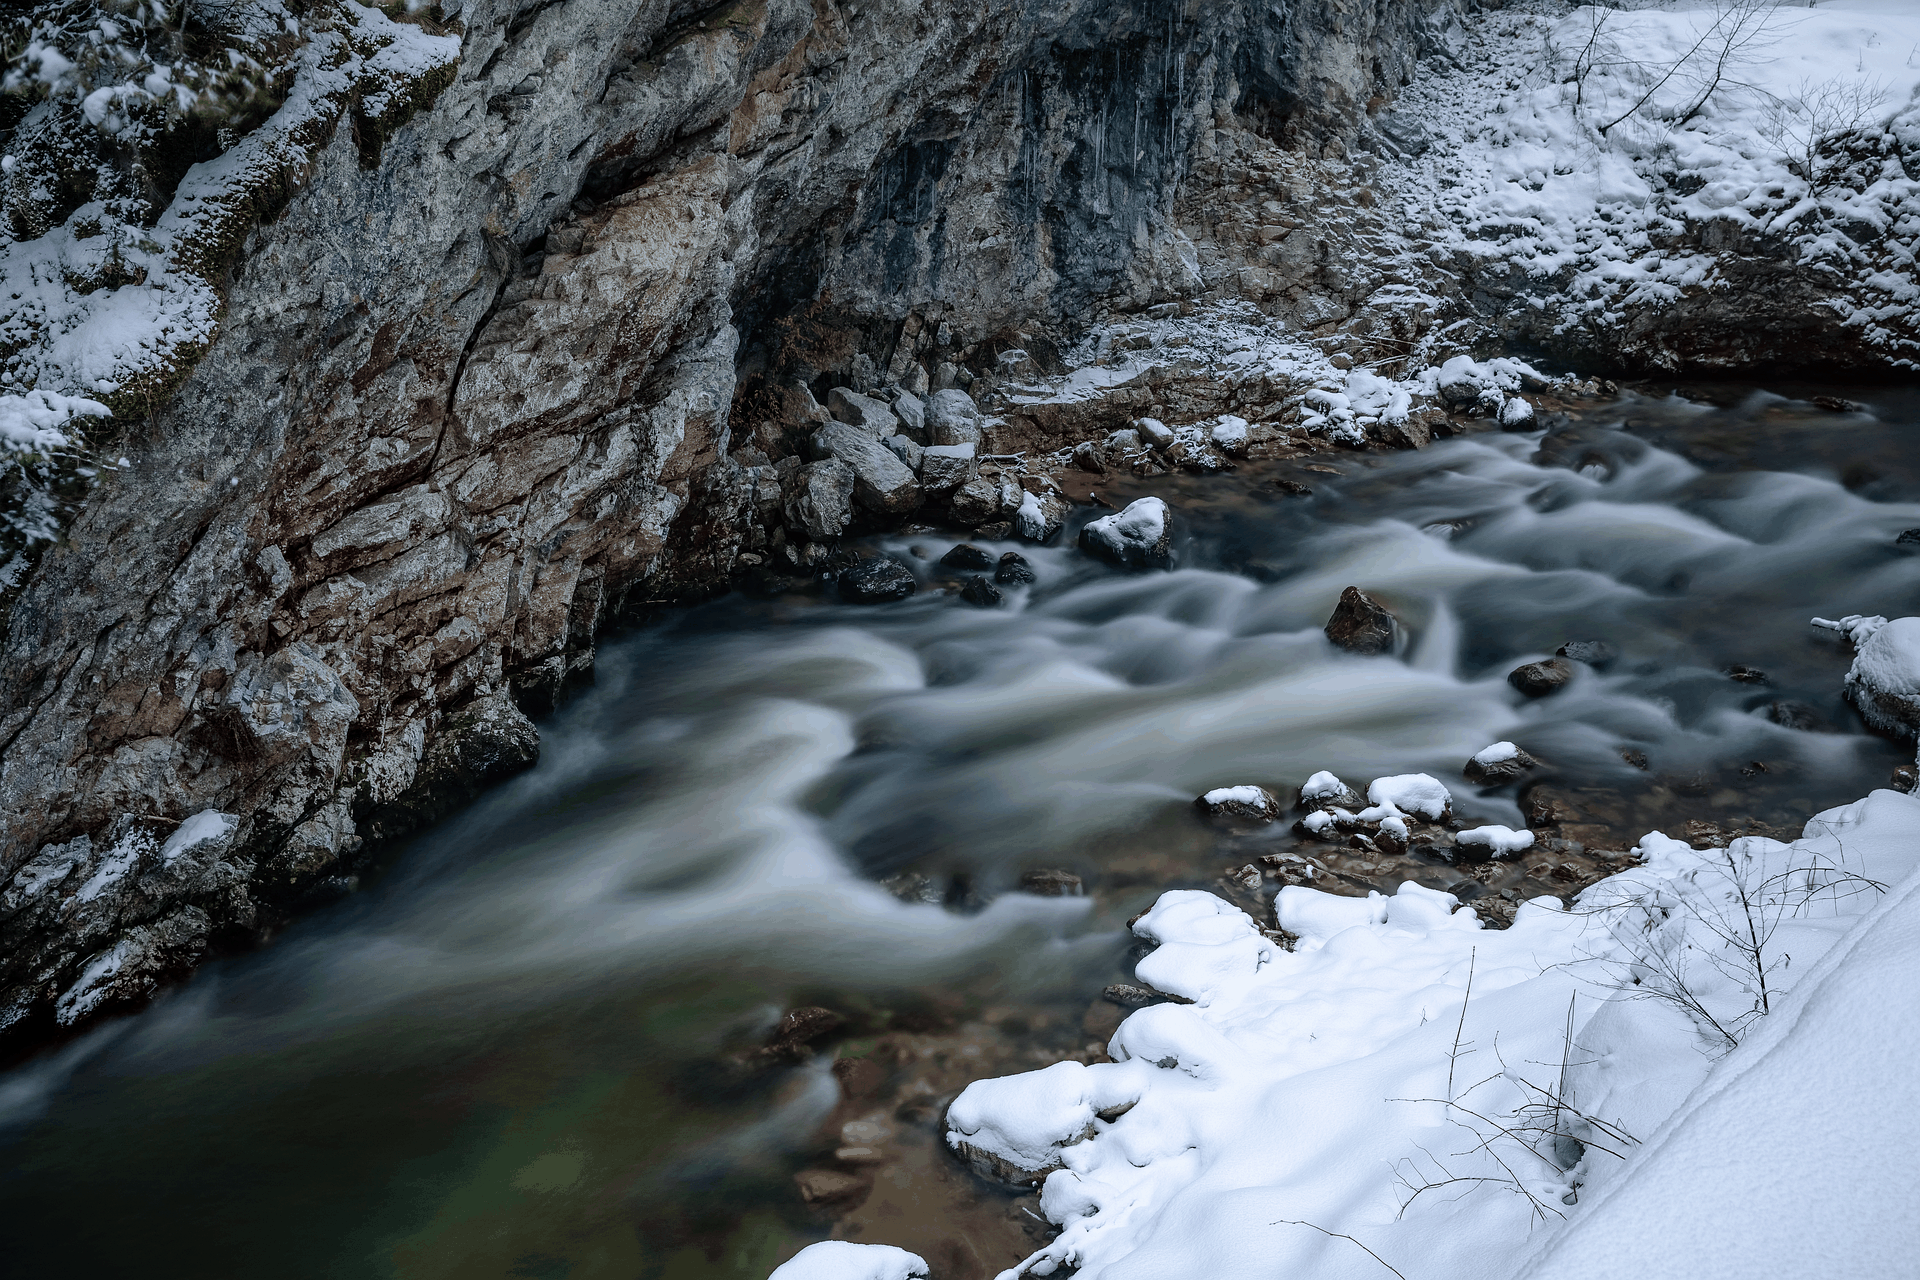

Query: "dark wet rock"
left=1193, top=785, right=1284, bottom=823
left=1726, top=664, right=1769, bottom=684
left=959, top=576, right=1004, bottom=608
left=839, top=558, right=918, bottom=603
left=994, top=552, right=1038, bottom=586
left=1898, top=528, right=1920, bottom=547
left=364, top=692, right=539, bottom=842
left=832, top=1055, right=887, bottom=1100
left=1324, top=586, right=1396, bottom=655
left=1556, top=640, right=1617, bottom=669
left=1810, top=395, right=1867, bottom=413
left=940, top=543, right=995, bottom=571
left=1463, top=743, right=1540, bottom=785
left=1020, top=869, right=1083, bottom=896
left=1508, top=658, right=1574, bottom=698
left=768, top=1006, right=845, bottom=1057
left=1273, top=478, right=1313, bottom=496
left=1078, top=496, right=1173, bottom=570
left=1893, top=763, right=1918, bottom=794
left=1100, top=983, right=1194, bottom=1008
left=1620, top=748, right=1650, bottom=770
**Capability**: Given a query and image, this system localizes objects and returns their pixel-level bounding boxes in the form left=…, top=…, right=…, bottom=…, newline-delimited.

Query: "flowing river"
left=4, top=385, right=1918, bottom=1279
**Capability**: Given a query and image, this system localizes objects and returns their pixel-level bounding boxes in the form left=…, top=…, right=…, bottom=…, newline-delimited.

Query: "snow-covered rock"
left=1464, top=740, right=1539, bottom=784
left=1079, top=497, right=1173, bottom=570
left=1014, top=489, right=1070, bottom=542
left=1194, top=785, right=1283, bottom=823
left=769, top=1241, right=928, bottom=1280
left=1819, top=615, right=1920, bottom=739
left=1298, top=770, right=1362, bottom=810
left=1453, top=824, right=1535, bottom=860
left=1367, top=773, right=1451, bottom=820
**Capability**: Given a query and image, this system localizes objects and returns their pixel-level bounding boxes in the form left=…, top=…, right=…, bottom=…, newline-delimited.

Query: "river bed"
left=3, top=385, right=1917, bottom=1279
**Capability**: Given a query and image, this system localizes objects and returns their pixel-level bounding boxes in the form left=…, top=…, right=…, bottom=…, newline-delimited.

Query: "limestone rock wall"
left=0, top=0, right=1450, bottom=1035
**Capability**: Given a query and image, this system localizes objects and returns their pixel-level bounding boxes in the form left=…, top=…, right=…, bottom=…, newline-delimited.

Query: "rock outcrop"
left=0, top=0, right=1462, bottom=1035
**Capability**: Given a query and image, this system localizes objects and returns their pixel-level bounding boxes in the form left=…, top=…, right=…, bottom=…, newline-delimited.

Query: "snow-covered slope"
left=937, top=786, right=1920, bottom=1280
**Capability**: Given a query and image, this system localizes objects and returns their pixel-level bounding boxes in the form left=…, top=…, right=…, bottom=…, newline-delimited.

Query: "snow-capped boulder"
left=1816, top=615, right=1920, bottom=738
left=1079, top=496, right=1173, bottom=570
left=1464, top=741, right=1539, bottom=784
left=1135, top=417, right=1175, bottom=449
left=1498, top=396, right=1535, bottom=430
left=1453, top=824, right=1535, bottom=861
left=1367, top=773, right=1451, bottom=821
left=1298, top=770, right=1363, bottom=811
left=770, top=1241, right=928, bottom=1280
left=1014, top=489, right=1069, bottom=542
left=1194, top=785, right=1283, bottom=823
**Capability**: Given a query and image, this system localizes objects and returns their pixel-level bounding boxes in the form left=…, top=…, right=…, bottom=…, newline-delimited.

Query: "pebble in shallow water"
left=1508, top=656, right=1574, bottom=697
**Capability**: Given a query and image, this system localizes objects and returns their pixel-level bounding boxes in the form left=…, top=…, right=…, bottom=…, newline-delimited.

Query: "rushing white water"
left=3, top=395, right=1917, bottom=1277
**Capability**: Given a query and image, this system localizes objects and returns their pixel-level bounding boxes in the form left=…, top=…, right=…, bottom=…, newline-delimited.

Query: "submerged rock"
left=1020, top=869, right=1084, bottom=896
left=1508, top=657, right=1574, bottom=697
left=1194, top=785, right=1284, bottom=823
left=1324, top=586, right=1396, bottom=655
left=1079, top=496, right=1173, bottom=570
left=839, top=558, right=918, bottom=603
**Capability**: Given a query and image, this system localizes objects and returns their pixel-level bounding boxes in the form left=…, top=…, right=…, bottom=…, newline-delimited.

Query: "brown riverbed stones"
left=1324, top=586, right=1396, bottom=654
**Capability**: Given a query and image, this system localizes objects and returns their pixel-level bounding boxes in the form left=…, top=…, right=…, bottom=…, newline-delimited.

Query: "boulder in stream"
left=1815, top=614, right=1920, bottom=738
left=940, top=543, right=994, bottom=571
left=839, top=558, right=918, bottom=603
left=994, top=551, right=1037, bottom=585
left=1556, top=639, right=1617, bottom=669
left=1463, top=741, right=1539, bottom=785
left=959, top=576, right=1003, bottom=608
left=1508, top=657, right=1574, bottom=697
left=1194, top=785, right=1284, bottom=823
left=1324, top=586, right=1396, bottom=655
left=1079, top=496, right=1173, bottom=570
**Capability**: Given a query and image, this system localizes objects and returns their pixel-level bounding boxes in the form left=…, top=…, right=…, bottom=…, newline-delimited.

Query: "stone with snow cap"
left=1463, top=741, right=1539, bottom=784
left=1014, top=488, right=1069, bottom=542
left=1452, top=824, right=1535, bottom=862
left=1814, top=614, right=1920, bottom=738
left=1194, top=784, right=1283, bottom=823
left=919, top=442, right=976, bottom=492
left=1367, top=773, right=1451, bottom=821
left=1135, top=417, right=1175, bottom=448
left=769, top=1242, right=928, bottom=1280
left=1079, top=496, right=1173, bottom=570
left=1298, top=770, right=1362, bottom=810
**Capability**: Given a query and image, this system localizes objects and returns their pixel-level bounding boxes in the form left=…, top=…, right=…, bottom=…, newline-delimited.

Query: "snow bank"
left=942, top=789, right=1920, bottom=1280
left=769, top=1241, right=928, bottom=1280
left=1517, top=797, right=1920, bottom=1280
left=1386, top=0, right=1920, bottom=362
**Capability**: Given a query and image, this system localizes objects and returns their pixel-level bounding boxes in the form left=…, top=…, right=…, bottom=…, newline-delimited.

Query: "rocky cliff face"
left=0, top=0, right=1452, bottom=1036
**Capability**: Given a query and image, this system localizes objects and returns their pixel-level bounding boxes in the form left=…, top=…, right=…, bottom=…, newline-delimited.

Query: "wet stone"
left=959, top=576, right=1003, bottom=608
left=940, top=543, right=994, bottom=571
left=1892, top=763, right=1918, bottom=794
left=1463, top=745, right=1540, bottom=785
left=1508, top=657, right=1574, bottom=697
left=1100, top=983, right=1194, bottom=1008
left=794, top=1168, right=870, bottom=1207
left=994, top=552, right=1037, bottom=586
left=768, top=1006, right=845, bottom=1056
left=1324, top=586, right=1396, bottom=655
left=839, top=558, right=918, bottom=603
left=1898, top=528, right=1920, bottom=547
left=1726, top=664, right=1769, bottom=684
